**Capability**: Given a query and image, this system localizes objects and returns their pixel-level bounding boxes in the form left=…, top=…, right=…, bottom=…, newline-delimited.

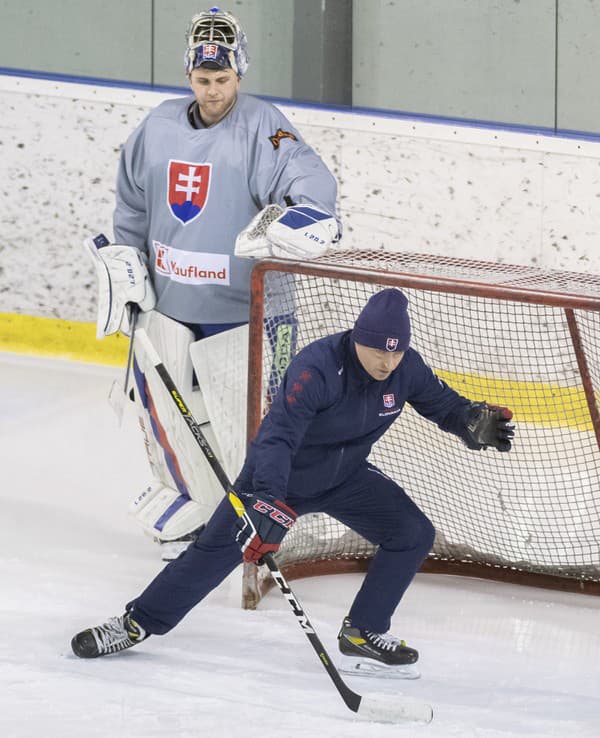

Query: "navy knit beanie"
left=351, top=289, right=411, bottom=352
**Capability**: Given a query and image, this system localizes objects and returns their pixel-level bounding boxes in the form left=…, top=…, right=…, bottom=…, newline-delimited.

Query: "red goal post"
left=242, top=250, right=600, bottom=609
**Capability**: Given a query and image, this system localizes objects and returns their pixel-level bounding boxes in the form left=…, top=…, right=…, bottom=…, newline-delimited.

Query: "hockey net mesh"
left=244, top=251, right=600, bottom=604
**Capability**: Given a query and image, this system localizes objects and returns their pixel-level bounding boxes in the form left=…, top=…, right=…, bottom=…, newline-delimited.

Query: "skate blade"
left=338, top=655, right=421, bottom=680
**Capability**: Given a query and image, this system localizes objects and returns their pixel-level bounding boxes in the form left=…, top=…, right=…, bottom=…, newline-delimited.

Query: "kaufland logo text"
left=153, top=242, right=230, bottom=286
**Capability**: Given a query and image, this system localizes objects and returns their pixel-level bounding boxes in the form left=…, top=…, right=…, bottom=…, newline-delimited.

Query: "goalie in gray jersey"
left=87, top=7, right=340, bottom=559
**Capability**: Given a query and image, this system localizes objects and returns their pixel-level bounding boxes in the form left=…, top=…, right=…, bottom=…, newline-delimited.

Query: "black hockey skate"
left=337, top=617, right=420, bottom=679
left=71, top=613, right=148, bottom=658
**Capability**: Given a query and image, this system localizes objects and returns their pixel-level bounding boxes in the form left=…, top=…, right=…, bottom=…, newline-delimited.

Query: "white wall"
left=1, top=73, right=600, bottom=323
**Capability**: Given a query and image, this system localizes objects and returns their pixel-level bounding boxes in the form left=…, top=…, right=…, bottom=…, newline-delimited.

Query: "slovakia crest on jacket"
left=167, top=159, right=211, bottom=225
left=383, top=393, right=395, bottom=408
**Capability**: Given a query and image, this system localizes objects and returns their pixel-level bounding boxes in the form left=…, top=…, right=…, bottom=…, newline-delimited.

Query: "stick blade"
left=357, top=692, right=433, bottom=724
left=107, top=379, right=126, bottom=425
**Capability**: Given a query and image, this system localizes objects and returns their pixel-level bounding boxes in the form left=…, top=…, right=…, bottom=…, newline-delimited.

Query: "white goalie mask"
left=185, top=7, right=249, bottom=77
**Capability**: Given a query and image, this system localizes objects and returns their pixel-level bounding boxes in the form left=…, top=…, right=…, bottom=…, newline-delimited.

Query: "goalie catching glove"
left=235, top=203, right=338, bottom=260
left=461, top=402, right=514, bottom=452
left=85, top=233, right=156, bottom=339
left=268, top=204, right=339, bottom=259
left=232, top=492, right=297, bottom=563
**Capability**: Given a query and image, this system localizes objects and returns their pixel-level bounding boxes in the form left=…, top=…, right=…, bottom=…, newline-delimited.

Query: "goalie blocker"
left=84, top=234, right=156, bottom=339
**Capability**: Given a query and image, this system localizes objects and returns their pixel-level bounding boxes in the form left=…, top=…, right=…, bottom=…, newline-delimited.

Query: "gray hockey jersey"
left=113, top=93, right=339, bottom=324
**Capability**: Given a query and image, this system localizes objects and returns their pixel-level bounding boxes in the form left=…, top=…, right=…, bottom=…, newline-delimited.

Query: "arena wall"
left=2, top=73, right=599, bottom=363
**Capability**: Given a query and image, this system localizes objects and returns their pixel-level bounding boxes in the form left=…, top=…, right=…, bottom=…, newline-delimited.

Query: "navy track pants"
left=127, top=463, right=435, bottom=635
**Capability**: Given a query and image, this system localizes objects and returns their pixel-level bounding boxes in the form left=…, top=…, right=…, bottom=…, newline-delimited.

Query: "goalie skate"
left=337, top=617, right=421, bottom=679
left=159, top=524, right=205, bottom=561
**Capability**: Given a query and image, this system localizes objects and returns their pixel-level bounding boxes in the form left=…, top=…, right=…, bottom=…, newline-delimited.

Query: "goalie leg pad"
left=130, top=482, right=212, bottom=541
left=130, top=312, right=228, bottom=540
left=137, top=311, right=195, bottom=392
left=189, top=324, right=249, bottom=482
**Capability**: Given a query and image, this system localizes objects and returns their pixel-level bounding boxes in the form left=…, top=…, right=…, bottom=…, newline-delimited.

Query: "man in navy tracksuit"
left=72, top=289, right=514, bottom=668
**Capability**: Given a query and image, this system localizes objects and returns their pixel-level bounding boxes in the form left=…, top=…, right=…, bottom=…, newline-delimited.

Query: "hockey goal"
left=242, top=250, right=600, bottom=608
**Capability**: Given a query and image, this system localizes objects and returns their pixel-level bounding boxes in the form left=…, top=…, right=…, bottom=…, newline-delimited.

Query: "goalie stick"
left=135, top=328, right=433, bottom=725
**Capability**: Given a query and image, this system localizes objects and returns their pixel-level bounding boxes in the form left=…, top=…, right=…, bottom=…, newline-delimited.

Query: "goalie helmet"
left=185, top=7, right=249, bottom=77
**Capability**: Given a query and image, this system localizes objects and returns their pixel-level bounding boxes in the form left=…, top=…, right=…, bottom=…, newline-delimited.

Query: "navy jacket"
left=235, top=330, right=473, bottom=501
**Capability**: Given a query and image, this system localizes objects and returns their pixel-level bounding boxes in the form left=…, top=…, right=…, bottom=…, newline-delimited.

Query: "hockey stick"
left=135, top=328, right=433, bottom=725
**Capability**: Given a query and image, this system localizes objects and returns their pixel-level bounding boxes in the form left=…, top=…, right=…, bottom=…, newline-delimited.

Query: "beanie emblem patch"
left=385, top=337, right=399, bottom=352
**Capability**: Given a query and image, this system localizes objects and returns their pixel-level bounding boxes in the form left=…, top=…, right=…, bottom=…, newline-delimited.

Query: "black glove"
left=233, top=494, right=297, bottom=564
left=462, top=402, right=514, bottom=452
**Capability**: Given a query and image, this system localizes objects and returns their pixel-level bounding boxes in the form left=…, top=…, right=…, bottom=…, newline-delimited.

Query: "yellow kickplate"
left=436, top=368, right=594, bottom=431
left=0, top=312, right=128, bottom=366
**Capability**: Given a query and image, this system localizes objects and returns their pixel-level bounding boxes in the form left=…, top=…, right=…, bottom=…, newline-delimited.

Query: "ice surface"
left=1, top=353, right=599, bottom=738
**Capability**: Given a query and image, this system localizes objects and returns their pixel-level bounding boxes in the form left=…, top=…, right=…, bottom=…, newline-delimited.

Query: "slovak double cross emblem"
left=167, top=159, right=211, bottom=225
